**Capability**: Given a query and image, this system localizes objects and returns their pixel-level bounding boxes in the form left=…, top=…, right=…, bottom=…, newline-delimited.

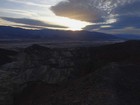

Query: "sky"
left=0, top=0, right=140, bottom=35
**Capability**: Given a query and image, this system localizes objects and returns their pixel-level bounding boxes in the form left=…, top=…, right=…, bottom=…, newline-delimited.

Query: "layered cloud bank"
left=51, top=0, right=136, bottom=22
left=0, top=0, right=140, bottom=34
left=51, top=0, right=140, bottom=34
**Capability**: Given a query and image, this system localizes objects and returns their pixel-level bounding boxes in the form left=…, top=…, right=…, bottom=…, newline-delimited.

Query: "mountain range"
left=0, top=26, right=121, bottom=41
left=115, top=34, right=140, bottom=40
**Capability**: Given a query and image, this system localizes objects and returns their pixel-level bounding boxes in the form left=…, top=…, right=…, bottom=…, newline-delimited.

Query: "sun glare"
left=45, top=16, right=92, bottom=31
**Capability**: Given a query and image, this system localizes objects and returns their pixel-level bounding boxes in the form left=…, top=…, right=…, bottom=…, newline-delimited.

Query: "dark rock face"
left=0, top=40, right=140, bottom=105
left=0, top=48, right=17, bottom=65
left=0, top=48, right=17, bottom=105
left=15, top=63, right=140, bottom=105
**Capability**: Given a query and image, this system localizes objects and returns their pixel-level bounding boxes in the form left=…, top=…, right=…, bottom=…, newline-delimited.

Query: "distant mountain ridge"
left=0, top=26, right=121, bottom=41
left=115, top=34, right=140, bottom=40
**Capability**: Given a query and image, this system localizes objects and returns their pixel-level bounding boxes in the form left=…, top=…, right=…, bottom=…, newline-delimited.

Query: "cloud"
left=0, top=0, right=139, bottom=34
left=1, top=17, right=68, bottom=29
left=8, top=0, right=65, bottom=7
left=115, top=0, right=140, bottom=16
left=8, top=0, right=51, bottom=8
left=51, top=0, right=100, bottom=22
left=64, top=0, right=138, bottom=34
left=0, top=8, right=37, bottom=17
left=84, top=15, right=140, bottom=30
left=100, top=25, right=112, bottom=28
left=51, top=0, right=136, bottom=23
left=51, top=0, right=140, bottom=35
left=99, top=27, right=140, bottom=35
left=113, top=16, right=140, bottom=29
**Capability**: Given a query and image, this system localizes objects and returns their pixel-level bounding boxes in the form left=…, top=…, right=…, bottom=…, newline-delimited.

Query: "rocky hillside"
left=16, top=63, right=140, bottom=105
left=0, top=40, right=140, bottom=105
left=0, top=48, right=17, bottom=65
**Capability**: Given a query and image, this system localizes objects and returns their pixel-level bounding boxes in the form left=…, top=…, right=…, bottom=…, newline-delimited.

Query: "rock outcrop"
left=16, top=63, right=140, bottom=105
left=0, top=40, right=140, bottom=105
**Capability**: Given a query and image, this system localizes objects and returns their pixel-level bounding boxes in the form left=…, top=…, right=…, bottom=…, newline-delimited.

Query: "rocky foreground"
left=0, top=40, right=140, bottom=105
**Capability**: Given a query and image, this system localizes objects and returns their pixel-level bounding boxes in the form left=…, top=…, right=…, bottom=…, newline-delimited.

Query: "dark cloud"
left=1, top=17, right=68, bottom=28
left=80, top=0, right=140, bottom=34
left=83, top=24, right=101, bottom=30
left=51, top=0, right=137, bottom=23
left=84, top=15, right=140, bottom=30
left=51, top=0, right=102, bottom=22
left=115, top=1, right=140, bottom=16
left=113, top=16, right=140, bottom=29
